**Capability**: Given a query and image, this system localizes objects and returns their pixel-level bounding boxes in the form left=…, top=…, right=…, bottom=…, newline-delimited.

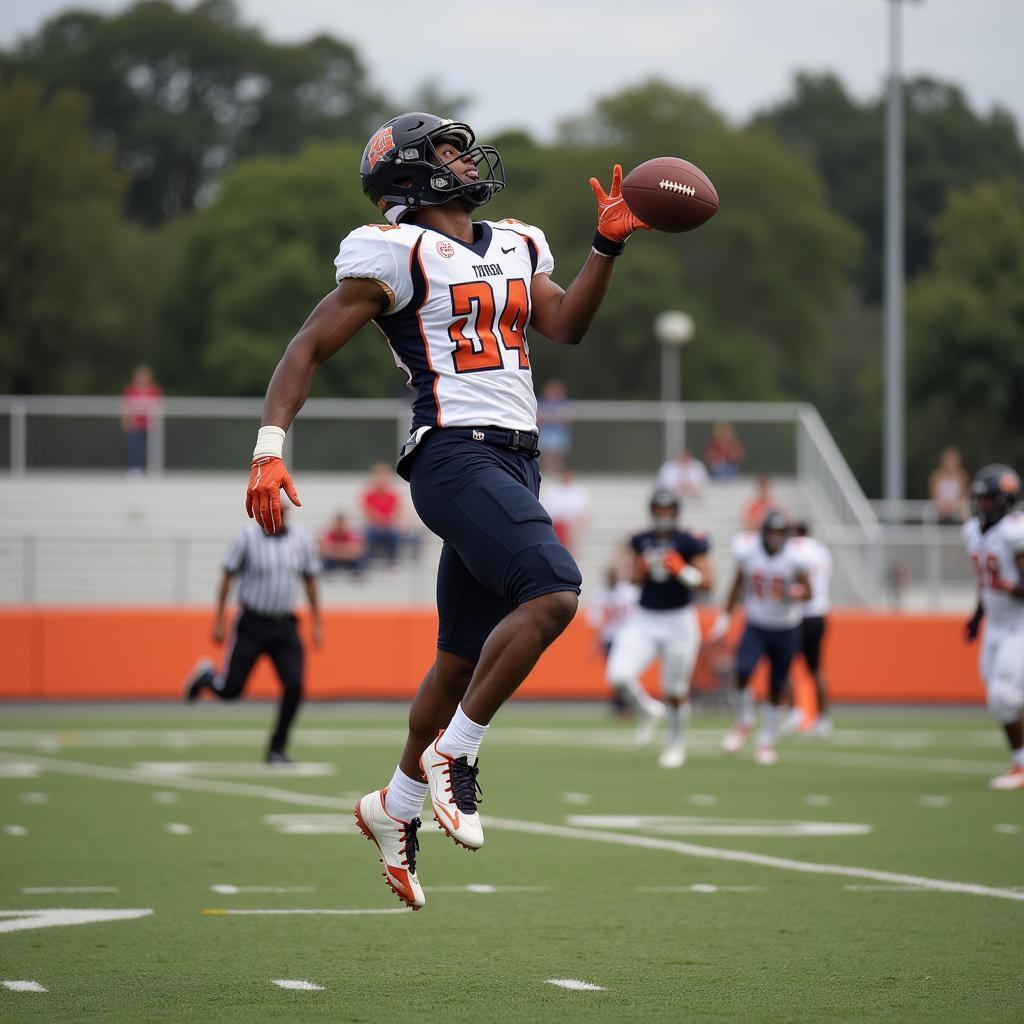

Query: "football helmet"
left=360, top=112, right=505, bottom=220
left=761, top=509, right=789, bottom=554
left=649, top=489, right=680, bottom=532
left=970, top=464, right=1021, bottom=529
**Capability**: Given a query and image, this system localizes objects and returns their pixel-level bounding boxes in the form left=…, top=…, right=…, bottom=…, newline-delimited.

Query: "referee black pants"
left=211, top=609, right=304, bottom=754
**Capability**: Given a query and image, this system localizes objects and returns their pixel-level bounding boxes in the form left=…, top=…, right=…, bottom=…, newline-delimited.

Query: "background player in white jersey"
left=606, top=490, right=713, bottom=767
left=783, top=521, right=834, bottom=738
left=586, top=559, right=640, bottom=717
left=244, top=112, right=651, bottom=908
left=962, top=464, right=1024, bottom=790
left=710, top=511, right=812, bottom=765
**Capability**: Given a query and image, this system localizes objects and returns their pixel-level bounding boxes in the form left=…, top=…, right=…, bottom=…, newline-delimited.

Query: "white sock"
left=1013, top=748, right=1024, bottom=769
left=760, top=705, right=779, bottom=746
left=435, top=703, right=489, bottom=761
left=384, top=766, right=428, bottom=823
left=665, top=702, right=690, bottom=745
left=616, top=679, right=660, bottom=716
left=738, top=687, right=756, bottom=728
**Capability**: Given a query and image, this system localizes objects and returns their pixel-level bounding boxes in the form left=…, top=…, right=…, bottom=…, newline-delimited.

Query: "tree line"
left=3, top=0, right=1023, bottom=496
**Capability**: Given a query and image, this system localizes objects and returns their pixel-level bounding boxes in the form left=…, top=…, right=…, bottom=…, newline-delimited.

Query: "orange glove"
left=245, top=456, right=300, bottom=534
left=589, top=164, right=650, bottom=246
left=664, top=550, right=686, bottom=575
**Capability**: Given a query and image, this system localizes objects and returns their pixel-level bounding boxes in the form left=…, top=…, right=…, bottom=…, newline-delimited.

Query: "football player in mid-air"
left=962, top=464, right=1024, bottom=790
left=710, top=511, right=811, bottom=765
left=606, top=490, right=713, bottom=767
left=244, top=112, right=651, bottom=909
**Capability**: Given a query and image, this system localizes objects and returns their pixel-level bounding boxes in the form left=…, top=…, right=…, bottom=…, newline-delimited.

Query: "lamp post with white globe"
left=654, top=310, right=695, bottom=461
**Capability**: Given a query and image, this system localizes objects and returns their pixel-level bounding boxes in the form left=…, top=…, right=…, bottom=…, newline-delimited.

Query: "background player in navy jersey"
left=606, top=490, right=713, bottom=767
left=244, top=112, right=650, bottom=909
left=711, top=510, right=812, bottom=765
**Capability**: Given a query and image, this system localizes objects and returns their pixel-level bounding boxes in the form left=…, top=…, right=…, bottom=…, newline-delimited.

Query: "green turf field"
left=0, top=703, right=1022, bottom=1023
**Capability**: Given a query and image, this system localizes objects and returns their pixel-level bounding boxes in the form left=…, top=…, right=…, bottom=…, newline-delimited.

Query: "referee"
left=183, top=504, right=323, bottom=763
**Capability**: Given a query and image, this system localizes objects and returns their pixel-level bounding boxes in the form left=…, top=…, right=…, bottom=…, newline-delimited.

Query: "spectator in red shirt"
left=319, top=512, right=367, bottom=577
left=362, top=463, right=404, bottom=566
left=121, top=365, right=163, bottom=475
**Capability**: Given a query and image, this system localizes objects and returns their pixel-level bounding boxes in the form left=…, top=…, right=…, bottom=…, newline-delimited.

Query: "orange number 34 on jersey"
left=449, top=278, right=530, bottom=374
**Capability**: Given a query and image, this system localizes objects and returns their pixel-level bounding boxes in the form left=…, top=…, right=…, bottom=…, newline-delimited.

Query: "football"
left=621, top=157, right=719, bottom=233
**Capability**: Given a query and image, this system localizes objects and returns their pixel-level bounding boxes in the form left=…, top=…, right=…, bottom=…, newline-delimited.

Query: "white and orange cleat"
left=721, top=723, right=752, bottom=755
left=989, top=765, right=1024, bottom=791
left=755, top=744, right=779, bottom=766
left=353, top=789, right=425, bottom=910
left=420, top=734, right=484, bottom=851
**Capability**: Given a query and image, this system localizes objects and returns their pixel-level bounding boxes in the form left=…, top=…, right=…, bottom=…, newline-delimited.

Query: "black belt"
left=445, top=426, right=541, bottom=455
left=241, top=607, right=294, bottom=623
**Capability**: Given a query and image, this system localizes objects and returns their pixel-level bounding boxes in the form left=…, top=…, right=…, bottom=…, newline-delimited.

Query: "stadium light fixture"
left=655, top=310, right=695, bottom=459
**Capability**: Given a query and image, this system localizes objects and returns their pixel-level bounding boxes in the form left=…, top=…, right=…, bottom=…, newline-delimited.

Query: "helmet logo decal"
left=1000, top=472, right=1020, bottom=493
left=436, top=240, right=455, bottom=259
left=366, top=126, right=396, bottom=171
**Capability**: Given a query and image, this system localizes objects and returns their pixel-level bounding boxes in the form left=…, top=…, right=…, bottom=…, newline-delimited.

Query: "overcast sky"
left=3, top=0, right=1022, bottom=138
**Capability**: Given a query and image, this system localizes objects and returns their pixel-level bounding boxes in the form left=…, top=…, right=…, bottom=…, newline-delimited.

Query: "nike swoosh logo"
left=501, top=246, right=516, bottom=254
left=435, top=801, right=460, bottom=831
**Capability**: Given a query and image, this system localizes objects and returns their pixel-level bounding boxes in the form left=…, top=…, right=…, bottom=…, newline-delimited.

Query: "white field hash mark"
left=272, top=979, right=323, bottom=991
left=210, top=884, right=316, bottom=895
left=3, top=981, right=47, bottom=992
left=7, top=750, right=1024, bottom=905
left=4, top=826, right=27, bottom=837
left=165, top=823, right=192, bottom=835
left=546, top=979, right=606, bottom=992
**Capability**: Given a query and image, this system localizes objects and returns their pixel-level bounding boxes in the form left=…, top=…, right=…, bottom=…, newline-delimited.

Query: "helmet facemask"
left=362, top=114, right=505, bottom=221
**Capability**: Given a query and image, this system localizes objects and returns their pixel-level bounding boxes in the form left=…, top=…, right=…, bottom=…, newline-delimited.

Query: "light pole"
left=655, top=310, right=695, bottom=462
left=884, top=0, right=919, bottom=503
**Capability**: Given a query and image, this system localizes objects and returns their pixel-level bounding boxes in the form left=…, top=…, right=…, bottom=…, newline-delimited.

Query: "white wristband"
left=678, top=565, right=704, bottom=588
left=253, top=425, right=286, bottom=461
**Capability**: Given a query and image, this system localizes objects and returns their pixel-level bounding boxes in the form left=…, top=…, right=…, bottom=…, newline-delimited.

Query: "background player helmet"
left=970, top=464, right=1021, bottom=529
left=649, top=489, right=680, bottom=532
left=761, top=509, right=789, bottom=554
left=360, top=112, right=505, bottom=221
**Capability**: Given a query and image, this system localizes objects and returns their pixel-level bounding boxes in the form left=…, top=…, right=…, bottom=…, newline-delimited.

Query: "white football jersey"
left=732, top=532, right=811, bottom=630
left=789, top=535, right=832, bottom=617
left=962, top=511, right=1024, bottom=626
left=334, top=218, right=554, bottom=435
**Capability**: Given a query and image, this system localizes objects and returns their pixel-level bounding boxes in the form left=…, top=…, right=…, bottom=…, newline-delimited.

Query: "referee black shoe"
left=182, top=657, right=215, bottom=703
left=265, top=750, right=294, bottom=765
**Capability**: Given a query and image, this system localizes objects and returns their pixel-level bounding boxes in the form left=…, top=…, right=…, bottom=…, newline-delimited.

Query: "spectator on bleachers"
left=319, top=512, right=367, bottom=577
left=929, top=447, right=969, bottom=524
left=656, top=448, right=708, bottom=503
left=704, top=421, right=745, bottom=479
left=743, top=476, right=777, bottom=531
left=361, top=463, right=406, bottom=566
left=121, top=365, right=163, bottom=476
left=537, top=378, right=573, bottom=472
left=541, top=467, right=591, bottom=553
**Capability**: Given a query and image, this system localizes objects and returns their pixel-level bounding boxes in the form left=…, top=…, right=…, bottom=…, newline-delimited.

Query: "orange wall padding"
left=0, top=607, right=984, bottom=706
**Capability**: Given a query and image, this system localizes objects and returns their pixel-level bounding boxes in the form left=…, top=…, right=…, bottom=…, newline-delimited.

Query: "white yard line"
left=271, top=979, right=324, bottom=990
left=545, top=979, right=606, bottom=991
left=780, top=750, right=1002, bottom=776
left=3, top=750, right=1022, bottom=905
left=206, top=909, right=407, bottom=917
left=3, top=980, right=47, bottom=992
left=484, top=817, right=1024, bottom=904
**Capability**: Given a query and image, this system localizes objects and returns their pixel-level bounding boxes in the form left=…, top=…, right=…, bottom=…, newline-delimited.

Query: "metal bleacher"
left=7, top=395, right=957, bottom=609
left=0, top=471, right=851, bottom=609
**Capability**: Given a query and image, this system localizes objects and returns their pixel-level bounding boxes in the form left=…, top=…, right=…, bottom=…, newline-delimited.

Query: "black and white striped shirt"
left=223, top=523, right=321, bottom=616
